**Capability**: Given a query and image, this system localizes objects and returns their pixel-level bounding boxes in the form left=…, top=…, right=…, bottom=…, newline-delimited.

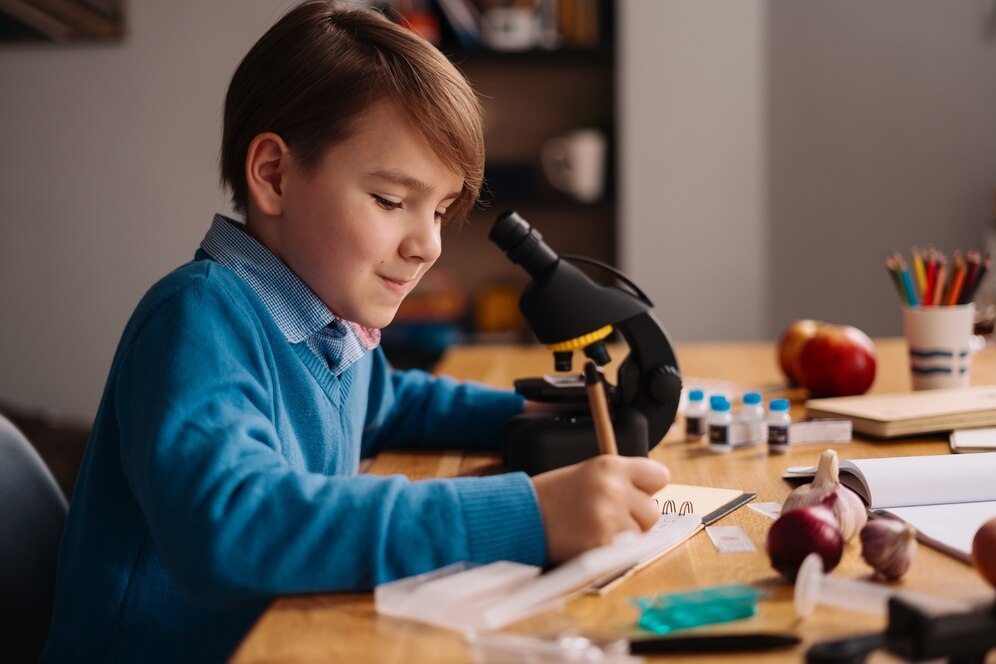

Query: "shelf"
left=475, top=197, right=615, bottom=216
left=380, top=1, right=618, bottom=363
left=425, top=0, right=615, bottom=62
left=440, top=45, right=614, bottom=66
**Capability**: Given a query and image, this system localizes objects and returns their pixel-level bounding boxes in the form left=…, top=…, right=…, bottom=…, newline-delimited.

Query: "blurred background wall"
left=621, top=0, right=996, bottom=342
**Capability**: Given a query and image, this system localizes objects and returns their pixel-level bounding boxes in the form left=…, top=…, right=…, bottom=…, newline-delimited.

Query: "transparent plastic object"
left=375, top=561, right=542, bottom=632
left=794, top=553, right=973, bottom=618
left=631, top=584, right=764, bottom=634
left=376, top=529, right=687, bottom=633
left=466, top=632, right=641, bottom=664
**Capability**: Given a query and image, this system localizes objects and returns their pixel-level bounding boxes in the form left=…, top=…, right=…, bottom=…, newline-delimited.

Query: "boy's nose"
left=401, top=214, right=442, bottom=263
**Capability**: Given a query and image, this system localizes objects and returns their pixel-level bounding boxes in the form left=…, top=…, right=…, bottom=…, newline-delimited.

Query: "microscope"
left=489, top=211, right=683, bottom=476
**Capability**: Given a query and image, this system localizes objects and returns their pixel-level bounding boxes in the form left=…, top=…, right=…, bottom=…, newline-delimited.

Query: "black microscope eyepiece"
left=489, top=211, right=560, bottom=281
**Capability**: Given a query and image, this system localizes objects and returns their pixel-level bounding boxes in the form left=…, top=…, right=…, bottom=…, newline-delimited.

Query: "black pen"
left=627, top=632, right=801, bottom=655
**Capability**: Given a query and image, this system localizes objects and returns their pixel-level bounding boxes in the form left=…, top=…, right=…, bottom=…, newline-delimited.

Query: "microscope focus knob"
left=649, top=365, right=682, bottom=404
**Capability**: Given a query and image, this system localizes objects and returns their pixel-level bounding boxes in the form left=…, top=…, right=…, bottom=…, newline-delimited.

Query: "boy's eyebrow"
left=366, top=169, right=462, bottom=200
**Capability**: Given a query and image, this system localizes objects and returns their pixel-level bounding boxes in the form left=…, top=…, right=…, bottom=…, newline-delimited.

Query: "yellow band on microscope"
left=545, top=325, right=614, bottom=352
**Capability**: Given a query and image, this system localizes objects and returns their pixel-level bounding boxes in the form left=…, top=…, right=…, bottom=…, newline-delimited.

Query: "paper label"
left=705, top=525, right=757, bottom=553
left=788, top=419, right=852, bottom=445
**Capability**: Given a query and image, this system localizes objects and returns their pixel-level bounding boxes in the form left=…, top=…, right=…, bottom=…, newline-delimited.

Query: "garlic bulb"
left=861, top=519, right=917, bottom=579
left=783, top=449, right=868, bottom=541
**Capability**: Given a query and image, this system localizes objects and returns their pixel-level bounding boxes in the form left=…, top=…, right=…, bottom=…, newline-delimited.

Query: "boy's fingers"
left=628, top=490, right=663, bottom=531
left=623, top=514, right=646, bottom=536
left=623, top=457, right=670, bottom=495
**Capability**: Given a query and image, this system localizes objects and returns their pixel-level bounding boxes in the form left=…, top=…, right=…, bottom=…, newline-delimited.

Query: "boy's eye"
left=373, top=195, right=402, bottom=211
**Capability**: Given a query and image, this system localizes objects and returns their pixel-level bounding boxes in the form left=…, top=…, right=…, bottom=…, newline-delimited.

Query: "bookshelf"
left=382, top=0, right=617, bottom=365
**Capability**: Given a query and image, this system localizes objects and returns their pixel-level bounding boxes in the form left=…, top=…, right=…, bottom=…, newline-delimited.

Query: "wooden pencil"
left=584, top=360, right=618, bottom=455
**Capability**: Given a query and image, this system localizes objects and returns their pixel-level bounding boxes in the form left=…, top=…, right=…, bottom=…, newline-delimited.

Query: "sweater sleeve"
left=362, top=348, right=525, bottom=455
left=113, top=276, right=545, bottom=607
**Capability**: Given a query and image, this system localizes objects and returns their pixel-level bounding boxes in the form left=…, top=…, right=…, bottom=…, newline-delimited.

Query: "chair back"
left=0, top=413, right=69, bottom=663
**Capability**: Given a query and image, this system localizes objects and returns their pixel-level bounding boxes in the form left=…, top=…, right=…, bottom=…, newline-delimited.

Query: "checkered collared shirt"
left=200, top=214, right=380, bottom=375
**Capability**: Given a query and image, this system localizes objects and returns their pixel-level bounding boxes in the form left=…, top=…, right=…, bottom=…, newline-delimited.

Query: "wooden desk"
left=231, top=339, right=996, bottom=663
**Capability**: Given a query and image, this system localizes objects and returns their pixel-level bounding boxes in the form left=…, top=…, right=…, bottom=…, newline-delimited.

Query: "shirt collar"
left=199, top=214, right=334, bottom=344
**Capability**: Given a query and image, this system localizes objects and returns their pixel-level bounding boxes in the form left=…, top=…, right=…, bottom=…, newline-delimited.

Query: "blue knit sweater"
left=42, top=257, right=545, bottom=663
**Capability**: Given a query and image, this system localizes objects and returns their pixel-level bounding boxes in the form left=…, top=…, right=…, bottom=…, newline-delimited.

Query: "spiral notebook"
left=587, top=484, right=756, bottom=594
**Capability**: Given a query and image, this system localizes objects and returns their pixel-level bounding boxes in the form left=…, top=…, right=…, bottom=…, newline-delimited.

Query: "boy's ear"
left=245, top=133, right=289, bottom=217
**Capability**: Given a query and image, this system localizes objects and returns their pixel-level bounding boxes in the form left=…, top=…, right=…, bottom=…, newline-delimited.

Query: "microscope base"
left=501, top=408, right=649, bottom=476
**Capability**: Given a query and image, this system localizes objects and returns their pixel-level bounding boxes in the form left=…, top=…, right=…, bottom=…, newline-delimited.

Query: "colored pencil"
left=885, top=255, right=907, bottom=305
left=923, top=248, right=938, bottom=306
left=969, top=254, right=992, bottom=302
left=945, top=252, right=966, bottom=306
left=958, top=250, right=981, bottom=305
left=912, top=247, right=927, bottom=298
left=932, top=257, right=947, bottom=306
left=899, top=261, right=919, bottom=307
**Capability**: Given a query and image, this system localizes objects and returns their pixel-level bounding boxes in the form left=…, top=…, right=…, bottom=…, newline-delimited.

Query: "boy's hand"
left=531, top=456, right=670, bottom=564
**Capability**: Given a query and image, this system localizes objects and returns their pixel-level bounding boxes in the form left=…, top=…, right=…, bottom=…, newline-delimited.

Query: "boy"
left=42, top=2, right=668, bottom=661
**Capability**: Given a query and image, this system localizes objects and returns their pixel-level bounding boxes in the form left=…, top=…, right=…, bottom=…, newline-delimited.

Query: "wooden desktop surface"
left=231, top=338, right=996, bottom=663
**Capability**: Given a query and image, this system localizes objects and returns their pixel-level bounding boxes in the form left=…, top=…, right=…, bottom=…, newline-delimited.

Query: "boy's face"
left=268, top=100, right=463, bottom=329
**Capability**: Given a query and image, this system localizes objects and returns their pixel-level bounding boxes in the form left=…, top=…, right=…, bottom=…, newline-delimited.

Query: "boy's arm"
left=362, top=347, right=525, bottom=455
left=114, top=283, right=545, bottom=607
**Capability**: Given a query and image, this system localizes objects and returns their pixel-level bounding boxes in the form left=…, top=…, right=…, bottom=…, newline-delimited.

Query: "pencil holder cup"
left=902, top=303, right=975, bottom=390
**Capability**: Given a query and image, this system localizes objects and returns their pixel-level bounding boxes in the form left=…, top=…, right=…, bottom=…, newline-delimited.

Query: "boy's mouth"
left=378, top=274, right=415, bottom=295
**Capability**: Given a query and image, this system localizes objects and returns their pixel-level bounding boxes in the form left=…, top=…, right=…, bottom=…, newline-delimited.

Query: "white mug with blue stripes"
left=902, top=303, right=975, bottom=390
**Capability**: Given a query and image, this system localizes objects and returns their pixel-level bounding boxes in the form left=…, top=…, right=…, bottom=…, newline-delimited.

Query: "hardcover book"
left=805, top=386, right=996, bottom=438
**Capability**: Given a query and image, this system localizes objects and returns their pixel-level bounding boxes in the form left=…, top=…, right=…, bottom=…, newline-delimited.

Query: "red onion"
left=766, top=502, right=844, bottom=582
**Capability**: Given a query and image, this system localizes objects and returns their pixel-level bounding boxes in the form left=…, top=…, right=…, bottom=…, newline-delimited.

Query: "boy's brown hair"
left=220, top=0, right=484, bottom=223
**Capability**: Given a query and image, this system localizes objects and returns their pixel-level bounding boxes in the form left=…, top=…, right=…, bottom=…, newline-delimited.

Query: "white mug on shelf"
left=480, top=6, right=536, bottom=51
left=540, top=129, right=607, bottom=203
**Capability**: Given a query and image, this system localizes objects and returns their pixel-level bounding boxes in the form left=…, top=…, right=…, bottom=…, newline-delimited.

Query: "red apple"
left=798, top=324, right=877, bottom=397
left=777, top=319, right=826, bottom=386
left=973, top=516, right=996, bottom=588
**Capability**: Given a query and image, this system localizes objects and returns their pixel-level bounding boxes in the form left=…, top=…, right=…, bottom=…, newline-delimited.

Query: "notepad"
left=652, top=484, right=757, bottom=526
left=587, top=484, right=756, bottom=594
left=784, top=452, right=996, bottom=561
left=805, top=386, right=996, bottom=438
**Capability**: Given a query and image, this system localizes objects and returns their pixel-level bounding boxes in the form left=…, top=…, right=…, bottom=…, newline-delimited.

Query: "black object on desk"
left=806, top=596, right=996, bottom=663
left=489, top=211, right=683, bottom=475
left=628, top=632, right=801, bottom=655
